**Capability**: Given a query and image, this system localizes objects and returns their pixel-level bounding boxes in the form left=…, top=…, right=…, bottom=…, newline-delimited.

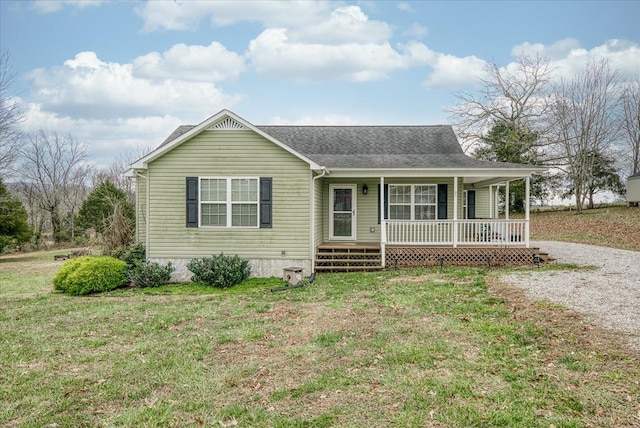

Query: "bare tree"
left=549, top=59, right=620, bottom=213
left=92, top=144, right=153, bottom=204
left=447, top=54, right=555, bottom=154
left=19, top=130, right=89, bottom=242
left=0, top=49, right=24, bottom=177
left=619, top=79, right=640, bottom=175
left=62, top=164, right=92, bottom=241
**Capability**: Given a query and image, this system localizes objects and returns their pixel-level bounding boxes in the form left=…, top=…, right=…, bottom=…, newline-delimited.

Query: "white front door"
left=330, top=185, right=356, bottom=240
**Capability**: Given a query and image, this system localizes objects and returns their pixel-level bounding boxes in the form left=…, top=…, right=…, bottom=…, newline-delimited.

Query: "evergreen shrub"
left=128, top=261, right=174, bottom=288
left=187, top=253, right=251, bottom=288
left=53, top=256, right=128, bottom=295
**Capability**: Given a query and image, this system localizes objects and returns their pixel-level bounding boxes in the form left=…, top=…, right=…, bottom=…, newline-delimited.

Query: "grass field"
left=529, top=205, right=640, bottom=251
left=1, top=207, right=639, bottom=427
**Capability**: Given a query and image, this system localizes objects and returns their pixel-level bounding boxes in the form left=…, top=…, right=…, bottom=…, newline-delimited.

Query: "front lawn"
left=1, top=251, right=638, bottom=427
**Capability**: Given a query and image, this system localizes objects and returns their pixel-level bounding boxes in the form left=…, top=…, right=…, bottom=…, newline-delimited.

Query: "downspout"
left=380, top=176, right=386, bottom=268
left=525, top=176, right=530, bottom=248
left=311, top=167, right=329, bottom=272
left=134, top=170, right=150, bottom=256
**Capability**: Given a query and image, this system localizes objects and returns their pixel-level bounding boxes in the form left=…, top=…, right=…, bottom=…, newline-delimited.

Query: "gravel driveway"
left=502, top=241, right=640, bottom=352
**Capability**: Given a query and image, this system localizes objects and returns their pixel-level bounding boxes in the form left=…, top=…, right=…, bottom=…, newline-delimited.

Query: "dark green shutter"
left=377, top=184, right=389, bottom=224
left=467, top=190, right=476, bottom=219
left=186, top=177, right=198, bottom=227
left=260, top=177, right=272, bottom=228
left=437, top=184, right=448, bottom=219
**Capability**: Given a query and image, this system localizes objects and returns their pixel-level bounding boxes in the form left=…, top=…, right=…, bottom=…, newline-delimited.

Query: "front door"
left=330, top=185, right=356, bottom=240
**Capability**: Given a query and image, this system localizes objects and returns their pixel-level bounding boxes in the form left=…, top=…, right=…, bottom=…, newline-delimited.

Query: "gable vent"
left=210, top=117, right=248, bottom=131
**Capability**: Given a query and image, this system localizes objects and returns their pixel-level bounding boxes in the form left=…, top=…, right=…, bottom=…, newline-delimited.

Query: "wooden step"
left=315, top=265, right=383, bottom=272
left=315, top=258, right=382, bottom=264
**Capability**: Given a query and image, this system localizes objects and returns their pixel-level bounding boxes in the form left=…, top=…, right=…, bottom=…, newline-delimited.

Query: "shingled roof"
left=159, top=124, right=534, bottom=170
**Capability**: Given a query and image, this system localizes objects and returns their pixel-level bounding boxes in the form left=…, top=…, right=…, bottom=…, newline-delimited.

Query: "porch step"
left=315, top=243, right=383, bottom=272
left=315, top=265, right=383, bottom=272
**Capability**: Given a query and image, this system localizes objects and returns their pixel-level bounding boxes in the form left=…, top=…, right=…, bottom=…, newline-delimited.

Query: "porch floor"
left=316, top=242, right=542, bottom=272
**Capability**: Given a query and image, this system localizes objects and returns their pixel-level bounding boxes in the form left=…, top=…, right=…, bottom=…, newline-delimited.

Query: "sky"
left=1, top=0, right=639, bottom=169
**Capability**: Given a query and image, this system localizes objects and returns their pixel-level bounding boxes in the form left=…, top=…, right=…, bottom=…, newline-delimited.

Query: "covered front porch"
left=378, top=175, right=534, bottom=268
left=313, top=169, right=543, bottom=271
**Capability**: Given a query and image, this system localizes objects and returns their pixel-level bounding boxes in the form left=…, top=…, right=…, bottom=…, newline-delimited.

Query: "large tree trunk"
left=50, top=209, right=63, bottom=243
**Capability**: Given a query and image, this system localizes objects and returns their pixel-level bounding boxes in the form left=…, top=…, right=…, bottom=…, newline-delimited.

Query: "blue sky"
left=1, top=0, right=639, bottom=168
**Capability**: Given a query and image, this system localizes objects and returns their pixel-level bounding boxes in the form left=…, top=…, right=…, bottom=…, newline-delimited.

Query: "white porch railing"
left=385, top=220, right=528, bottom=246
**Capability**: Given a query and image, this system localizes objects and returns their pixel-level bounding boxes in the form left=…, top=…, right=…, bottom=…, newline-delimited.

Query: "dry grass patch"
left=528, top=205, right=640, bottom=251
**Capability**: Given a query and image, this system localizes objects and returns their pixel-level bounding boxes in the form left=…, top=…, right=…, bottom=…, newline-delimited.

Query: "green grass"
left=1, top=251, right=639, bottom=427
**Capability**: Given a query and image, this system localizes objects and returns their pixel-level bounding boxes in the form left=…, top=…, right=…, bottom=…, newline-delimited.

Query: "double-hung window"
left=389, top=184, right=437, bottom=220
left=200, top=178, right=258, bottom=227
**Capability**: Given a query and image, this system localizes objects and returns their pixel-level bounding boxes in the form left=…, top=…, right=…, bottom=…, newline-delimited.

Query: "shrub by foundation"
left=128, top=261, right=174, bottom=288
left=187, top=253, right=251, bottom=288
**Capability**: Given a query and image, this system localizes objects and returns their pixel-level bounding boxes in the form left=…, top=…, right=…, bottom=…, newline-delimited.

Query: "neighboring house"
left=128, top=109, right=546, bottom=280
left=627, top=172, right=640, bottom=207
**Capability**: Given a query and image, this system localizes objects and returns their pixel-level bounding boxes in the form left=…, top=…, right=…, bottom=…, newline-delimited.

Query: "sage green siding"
left=470, top=187, right=491, bottom=218
left=146, top=130, right=311, bottom=260
left=135, top=173, right=147, bottom=245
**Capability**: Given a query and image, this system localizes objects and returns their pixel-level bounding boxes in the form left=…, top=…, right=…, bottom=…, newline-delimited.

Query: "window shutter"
left=186, top=177, right=198, bottom=227
left=260, top=177, right=272, bottom=228
left=437, top=184, right=448, bottom=219
left=377, top=184, right=389, bottom=224
left=467, top=190, right=476, bottom=219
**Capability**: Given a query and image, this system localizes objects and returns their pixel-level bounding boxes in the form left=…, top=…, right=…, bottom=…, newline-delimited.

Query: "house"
left=627, top=172, right=640, bottom=207
left=127, top=109, right=546, bottom=280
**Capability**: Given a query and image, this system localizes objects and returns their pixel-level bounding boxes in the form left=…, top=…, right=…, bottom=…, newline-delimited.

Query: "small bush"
left=53, top=256, right=128, bottom=295
left=187, top=253, right=251, bottom=288
left=111, top=242, right=146, bottom=267
left=128, top=261, right=174, bottom=288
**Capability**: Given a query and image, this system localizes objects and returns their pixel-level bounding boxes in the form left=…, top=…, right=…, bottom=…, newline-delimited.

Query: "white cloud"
left=19, top=50, right=248, bottom=166
left=511, top=38, right=581, bottom=60
left=397, top=2, right=414, bottom=13
left=247, top=29, right=432, bottom=82
left=21, top=102, right=184, bottom=167
left=136, top=0, right=336, bottom=32
left=511, top=38, right=640, bottom=82
left=132, top=42, right=246, bottom=82
left=31, top=0, right=106, bottom=14
left=290, top=5, right=392, bottom=44
left=25, top=51, right=244, bottom=120
left=404, top=23, right=428, bottom=38
left=422, top=54, right=486, bottom=88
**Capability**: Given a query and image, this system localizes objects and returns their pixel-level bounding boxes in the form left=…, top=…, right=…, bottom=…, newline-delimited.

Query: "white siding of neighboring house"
left=627, top=176, right=640, bottom=203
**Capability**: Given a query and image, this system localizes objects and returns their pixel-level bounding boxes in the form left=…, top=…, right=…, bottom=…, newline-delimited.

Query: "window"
left=389, top=184, right=437, bottom=220
left=200, top=178, right=258, bottom=227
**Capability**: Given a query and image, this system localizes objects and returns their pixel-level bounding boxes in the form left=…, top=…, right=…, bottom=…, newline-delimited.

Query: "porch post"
left=505, top=181, right=510, bottom=220
left=488, top=185, right=493, bottom=218
left=453, top=176, right=458, bottom=247
left=380, top=176, right=386, bottom=268
left=525, top=176, right=530, bottom=248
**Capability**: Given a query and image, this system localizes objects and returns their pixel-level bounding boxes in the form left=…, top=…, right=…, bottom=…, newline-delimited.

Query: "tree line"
left=0, top=49, right=142, bottom=252
left=448, top=55, right=639, bottom=213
